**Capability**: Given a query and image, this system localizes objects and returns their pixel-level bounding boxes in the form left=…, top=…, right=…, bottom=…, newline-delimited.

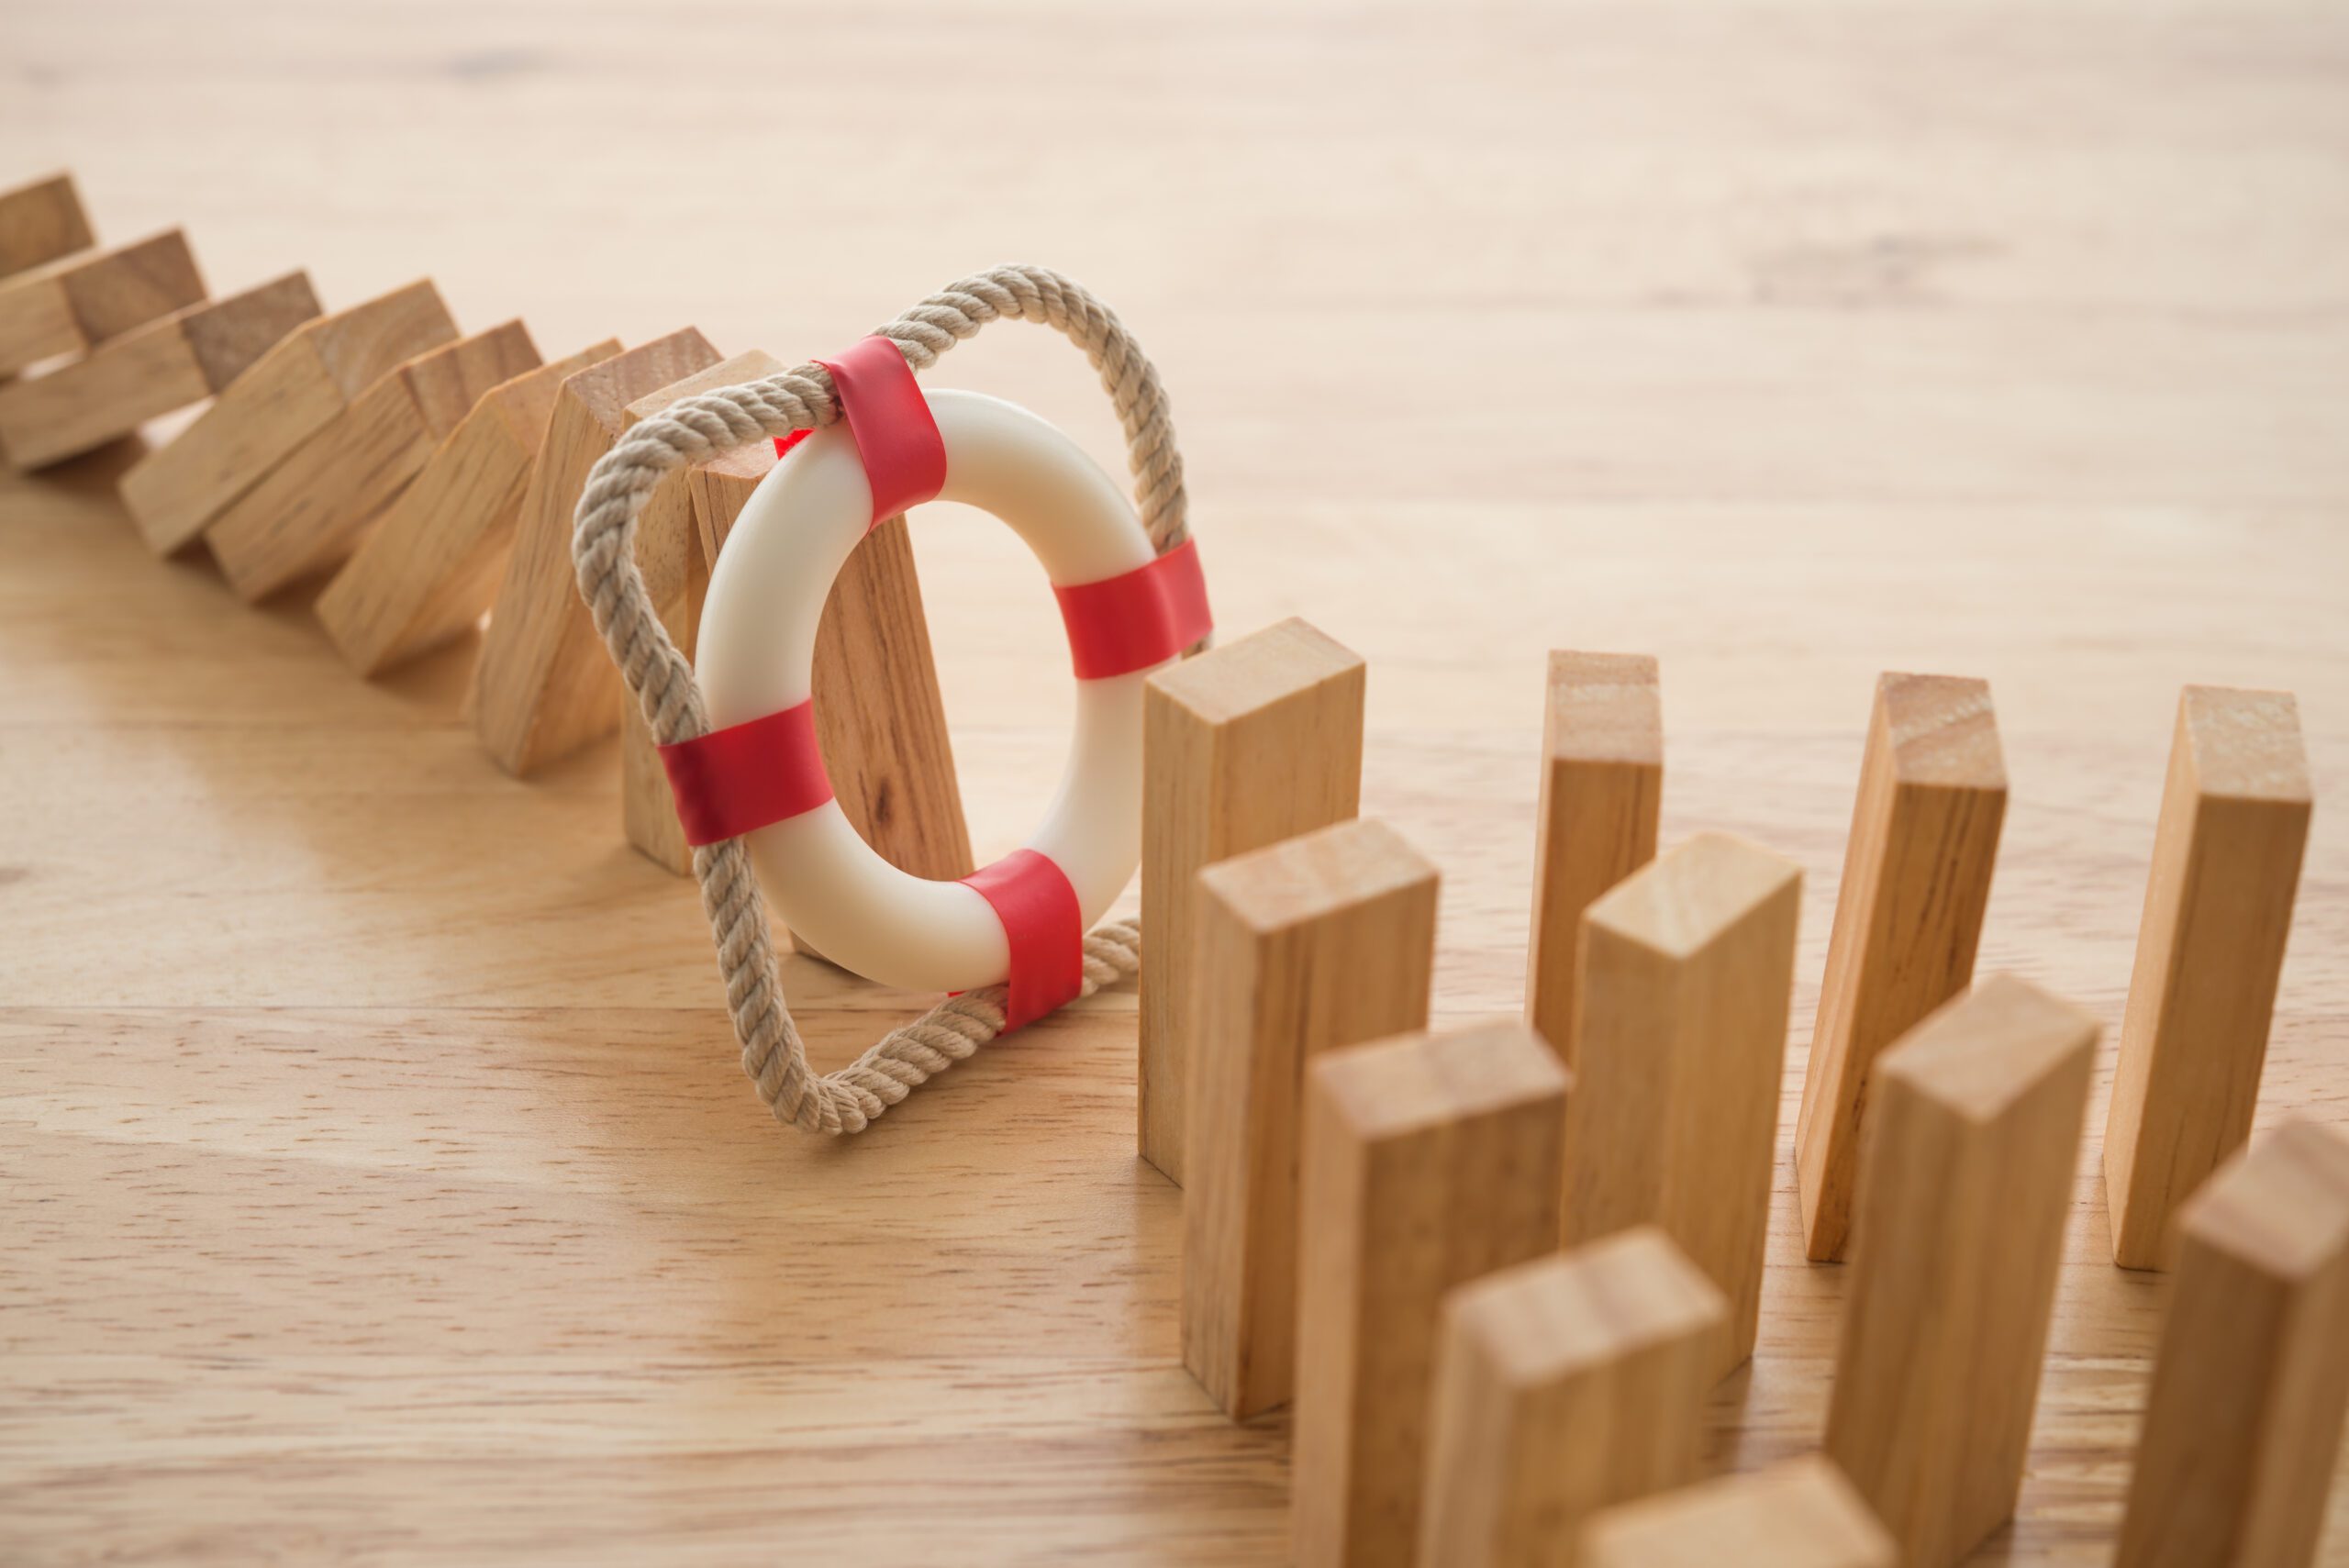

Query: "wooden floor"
left=4, top=1, right=2346, bottom=1562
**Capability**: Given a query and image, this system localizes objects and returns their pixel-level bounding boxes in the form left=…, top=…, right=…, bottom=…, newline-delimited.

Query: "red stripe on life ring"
left=960, top=849, right=1084, bottom=1031
left=1054, top=538, right=1212, bottom=680
left=657, top=699, right=835, bottom=847
left=813, top=335, right=946, bottom=528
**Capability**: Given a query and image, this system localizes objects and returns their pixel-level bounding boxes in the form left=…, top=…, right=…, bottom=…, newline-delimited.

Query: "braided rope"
left=571, top=266, right=1186, bottom=1133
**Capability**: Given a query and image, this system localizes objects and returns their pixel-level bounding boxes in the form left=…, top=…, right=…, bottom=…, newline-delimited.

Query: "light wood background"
left=3, top=1, right=2343, bottom=1562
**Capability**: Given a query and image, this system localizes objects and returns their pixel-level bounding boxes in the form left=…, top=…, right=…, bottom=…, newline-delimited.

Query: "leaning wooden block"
left=0, top=172, right=95, bottom=279
left=2116, top=1121, right=2349, bottom=1568
left=1583, top=1456, right=1897, bottom=1568
left=206, top=320, right=541, bottom=600
left=2104, top=686, right=2312, bottom=1269
left=1419, top=1228, right=1727, bottom=1568
left=0, top=271, right=318, bottom=469
left=1795, top=672, right=2007, bottom=1262
left=121, top=279, right=457, bottom=555
left=1825, top=974, right=2096, bottom=1568
left=1182, top=818, right=1439, bottom=1420
left=1293, top=1021, right=1568, bottom=1568
left=1141, top=617, right=1366, bottom=1184
left=0, top=229, right=206, bottom=377
left=1526, top=651, right=1662, bottom=1062
left=1565, top=831, right=1801, bottom=1379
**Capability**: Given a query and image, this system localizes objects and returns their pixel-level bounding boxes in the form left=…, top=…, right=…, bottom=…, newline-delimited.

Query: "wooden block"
left=121, top=279, right=457, bottom=556
left=206, top=321, right=541, bottom=601
left=1582, top=1457, right=1898, bottom=1568
left=1564, top=831, right=1802, bottom=1379
left=0, top=271, right=318, bottom=469
left=2115, top=1121, right=2349, bottom=1568
left=1525, top=651, right=1662, bottom=1062
left=1181, top=818, right=1440, bottom=1420
left=471, top=329, right=721, bottom=776
left=1824, top=974, right=2097, bottom=1568
left=1419, top=1228, right=1728, bottom=1568
left=0, top=229, right=206, bottom=376
left=1140, top=617, right=1366, bottom=1184
left=0, top=172, right=95, bottom=280
left=1794, top=673, right=2007, bottom=1262
left=2103, top=685, right=2313, bottom=1269
left=1293, top=1021, right=1569, bottom=1568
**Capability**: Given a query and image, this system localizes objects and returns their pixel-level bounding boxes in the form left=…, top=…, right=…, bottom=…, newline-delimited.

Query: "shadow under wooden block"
left=1583, top=1456, right=1898, bottom=1568
left=0, top=172, right=95, bottom=280
left=206, top=320, right=542, bottom=601
left=0, top=271, right=318, bottom=470
left=121, top=279, right=457, bottom=555
left=0, top=228, right=206, bottom=378
left=2104, top=685, right=2312, bottom=1270
left=317, top=339, right=622, bottom=677
left=470, top=328, right=721, bottom=777
left=1795, top=672, right=2007, bottom=1262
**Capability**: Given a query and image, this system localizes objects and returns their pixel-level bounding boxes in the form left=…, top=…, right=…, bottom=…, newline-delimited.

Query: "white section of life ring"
left=696, top=387, right=1163, bottom=994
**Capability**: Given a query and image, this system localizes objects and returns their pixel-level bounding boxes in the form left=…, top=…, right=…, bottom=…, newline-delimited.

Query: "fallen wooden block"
left=2116, top=1121, right=2349, bottom=1568
left=206, top=321, right=541, bottom=601
left=317, top=339, right=622, bottom=675
left=1565, top=830, right=1801, bottom=1379
left=0, top=172, right=95, bottom=280
left=0, top=229, right=206, bottom=377
left=0, top=271, right=318, bottom=470
left=471, top=329, right=721, bottom=776
left=1419, top=1228, right=1728, bottom=1568
left=2103, top=685, right=2312, bottom=1269
left=1795, top=672, right=2007, bottom=1262
left=1182, top=817, right=1440, bottom=1420
left=1140, top=617, right=1366, bottom=1184
left=1293, top=1020, right=1568, bottom=1568
left=1525, top=651, right=1662, bottom=1061
left=1825, top=974, right=2096, bottom=1568
left=1583, top=1456, right=1898, bottom=1568
left=121, top=279, right=458, bottom=556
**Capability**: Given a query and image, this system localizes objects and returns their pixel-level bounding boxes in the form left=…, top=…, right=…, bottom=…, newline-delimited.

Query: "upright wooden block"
left=0, top=172, right=94, bottom=280
left=1293, top=1021, right=1569, bottom=1568
left=471, top=329, right=721, bottom=776
left=1565, top=831, right=1802, bottom=1378
left=1824, top=974, right=2097, bottom=1568
left=1526, top=651, right=1662, bottom=1062
left=317, top=339, right=623, bottom=675
left=0, top=271, right=318, bottom=469
left=1181, top=818, right=1440, bottom=1420
left=0, top=229, right=206, bottom=377
left=2103, top=686, right=2313, bottom=1270
left=1795, top=673, right=2007, bottom=1262
left=206, top=321, right=541, bottom=600
left=1141, top=617, right=1366, bottom=1184
left=121, top=279, right=457, bottom=555
left=1419, top=1229, right=1728, bottom=1568
left=1583, top=1457, right=1898, bottom=1568
left=2115, top=1121, right=2349, bottom=1568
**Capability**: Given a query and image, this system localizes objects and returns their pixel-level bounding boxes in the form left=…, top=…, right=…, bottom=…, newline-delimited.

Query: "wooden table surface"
left=4, top=2, right=2344, bottom=1562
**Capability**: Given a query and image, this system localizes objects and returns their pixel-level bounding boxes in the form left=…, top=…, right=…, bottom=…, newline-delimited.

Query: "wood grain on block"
left=1141, top=617, right=1365, bottom=1184
left=1583, top=1457, right=1898, bottom=1568
left=1419, top=1229, right=1727, bottom=1568
left=0, top=229, right=206, bottom=376
left=206, top=321, right=541, bottom=601
left=0, top=172, right=94, bottom=279
left=1795, top=673, right=2007, bottom=1262
left=1182, top=819, right=1439, bottom=1421
left=471, top=329, right=721, bottom=776
left=2116, top=1122, right=2349, bottom=1568
left=1566, top=831, right=1801, bottom=1379
left=2104, top=686, right=2313, bottom=1269
left=121, top=279, right=457, bottom=555
left=1293, top=1021, right=1567, bottom=1568
left=0, top=271, right=318, bottom=470
left=1526, top=651, right=1662, bottom=1062
left=1825, top=975, right=2097, bottom=1568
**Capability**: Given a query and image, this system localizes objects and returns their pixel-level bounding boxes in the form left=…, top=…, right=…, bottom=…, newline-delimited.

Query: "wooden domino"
left=1795, top=673, right=2007, bottom=1262
left=1140, top=617, right=1366, bottom=1184
left=1418, top=1228, right=1728, bottom=1568
left=1565, top=830, right=1801, bottom=1379
left=1293, top=1020, right=1568, bottom=1568
left=0, top=228, right=205, bottom=377
left=0, top=172, right=95, bottom=280
left=0, top=271, right=318, bottom=469
left=1181, top=817, right=1439, bottom=1420
left=2103, top=685, right=2312, bottom=1269
left=1582, top=1456, right=1898, bottom=1568
left=1825, top=974, right=2097, bottom=1568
